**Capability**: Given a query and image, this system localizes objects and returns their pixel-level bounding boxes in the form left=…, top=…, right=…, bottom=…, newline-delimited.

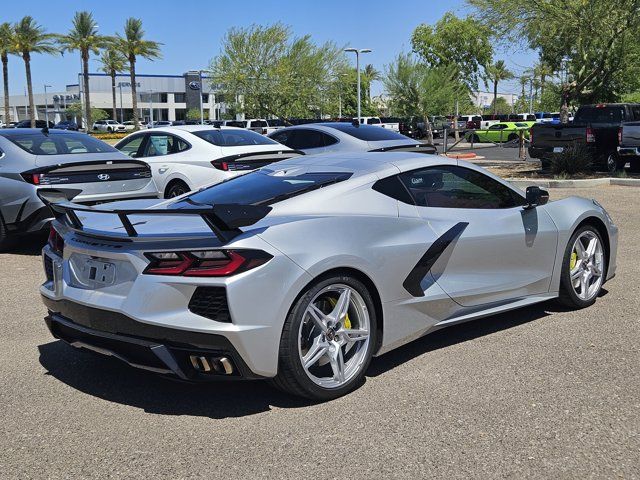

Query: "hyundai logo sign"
left=97, top=174, right=111, bottom=181
left=188, top=81, right=201, bottom=91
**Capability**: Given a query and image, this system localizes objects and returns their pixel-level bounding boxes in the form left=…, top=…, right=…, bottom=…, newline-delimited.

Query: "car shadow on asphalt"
left=36, top=297, right=585, bottom=418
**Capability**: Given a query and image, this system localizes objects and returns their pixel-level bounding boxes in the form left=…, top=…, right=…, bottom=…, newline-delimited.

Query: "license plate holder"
left=553, top=147, right=564, bottom=153
left=82, top=259, right=116, bottom=287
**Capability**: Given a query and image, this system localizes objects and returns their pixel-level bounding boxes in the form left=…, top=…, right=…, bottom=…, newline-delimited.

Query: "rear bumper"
left=43, top=297, right=265, bottom=381
left=617, top=146, right=640, bottom=157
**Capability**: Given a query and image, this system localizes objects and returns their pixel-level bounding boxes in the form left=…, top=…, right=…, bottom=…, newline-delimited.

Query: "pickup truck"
left=529, top=103, right=640, bottom=172
left=617, top=121, right=640, bottom=172
left=380, top=117, right=401, bottom=132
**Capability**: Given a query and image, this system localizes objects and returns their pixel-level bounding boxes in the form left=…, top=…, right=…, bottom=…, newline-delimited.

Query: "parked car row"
left=0, top=122, right=434, bottom=249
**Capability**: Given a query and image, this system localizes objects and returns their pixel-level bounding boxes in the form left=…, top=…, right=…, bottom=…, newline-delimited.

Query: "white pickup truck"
left=354, top=116, right=400, bottom=132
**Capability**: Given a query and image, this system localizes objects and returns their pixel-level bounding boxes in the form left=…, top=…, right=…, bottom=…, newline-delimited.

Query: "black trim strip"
left=403, top=222, right=469, bottom=297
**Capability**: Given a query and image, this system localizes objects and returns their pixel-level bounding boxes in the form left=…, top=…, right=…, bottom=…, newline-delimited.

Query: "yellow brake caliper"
left=570, top=250, right=578, bottom=270
left=328, top=298, right=351, bottom=329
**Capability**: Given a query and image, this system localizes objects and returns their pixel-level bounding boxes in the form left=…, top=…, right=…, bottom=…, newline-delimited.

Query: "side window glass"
left=270, top=131, right=295, bottom=148
left=144, top=135, right=172, bottom=157
left=117, top=135, right=145, bottom=158
left=321, top=133, right=338, bottom=146
left=290, top=129, right=325, bottom=149
left=398, top=166, right=524, bottom=209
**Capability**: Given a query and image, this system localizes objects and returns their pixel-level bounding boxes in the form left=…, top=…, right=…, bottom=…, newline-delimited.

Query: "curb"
left=443, top=152, right=477, bottom=159
left=508, top=177, right=640, bottom=188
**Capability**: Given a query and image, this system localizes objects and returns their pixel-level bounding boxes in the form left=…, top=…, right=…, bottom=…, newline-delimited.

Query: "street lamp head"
left=360, top=49, right=372, bottom=54
left=344, top=48, right=357, bottom=53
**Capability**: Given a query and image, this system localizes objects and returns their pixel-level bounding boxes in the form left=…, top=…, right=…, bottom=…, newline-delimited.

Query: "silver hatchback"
left=0, top=129, right=158, bottom=249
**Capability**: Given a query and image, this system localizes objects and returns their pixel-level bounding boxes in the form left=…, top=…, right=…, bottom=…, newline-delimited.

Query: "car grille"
left=44, top=255, right=54, bottom=282
left=188, top=287, right=232, bottom=323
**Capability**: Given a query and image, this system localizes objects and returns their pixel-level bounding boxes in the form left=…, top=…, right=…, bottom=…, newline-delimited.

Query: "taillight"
left=529, top=128, right=533, bottom=144
left=586, top=126, right=596, bottom=143
left=211, top=160, right=229, bottom=171
left=143, top=250, right=272, bottom=277
left=48, top=225, right=64, bottom=256
left=22, top=173, right=43, bottom=185
left=618, top=127, right=622, bottom=145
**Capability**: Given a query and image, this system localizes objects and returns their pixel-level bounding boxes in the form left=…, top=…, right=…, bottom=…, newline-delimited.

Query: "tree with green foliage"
left=99, top=47, right=127, bottom=121
left=486, top=60, right=513, bottom=115
left=469, top=0, right=640, bottom=120
left=210, top=23, right=347, bottom=120
left=116, top=18, right=161, bottom=129
left=411, top=12, right=493, bottom=90
left=58, top=11, right=111, bottom=129
left=0, top=23, right=15, bottom=124
left=186, top=108, right=208, bottom=121
left=487, top=96, right=511, bottom=115
left=13, top=16, right=57, bottom=127
left=66, top=102, right=107, bottom=124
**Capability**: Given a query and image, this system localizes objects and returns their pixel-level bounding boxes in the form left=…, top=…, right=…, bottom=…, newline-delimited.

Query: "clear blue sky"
left=2, top=0, right=535, bottom=96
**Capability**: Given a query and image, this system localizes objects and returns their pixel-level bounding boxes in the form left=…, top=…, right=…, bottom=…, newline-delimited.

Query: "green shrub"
left=550, top=143, right=593, bottom=175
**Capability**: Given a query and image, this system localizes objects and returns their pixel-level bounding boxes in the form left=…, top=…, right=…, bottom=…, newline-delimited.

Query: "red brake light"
left=529, top=128, right=533, bottom=144
left=48, top=225, right=64, bottom=256
left=586, top=126, right=596, bottom=143
left=211, top=160, right=229, bottom=171
left=21, top=172, right=43, bottom=185
left=618, top=127, right=623, bottom=145
left=143, top=250, right=271, bottom=277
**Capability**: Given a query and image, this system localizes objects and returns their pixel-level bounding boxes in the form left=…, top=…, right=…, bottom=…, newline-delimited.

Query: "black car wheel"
left=605, top=152, right=624, bottom=174
left=165, top=180, right=190, bottom=198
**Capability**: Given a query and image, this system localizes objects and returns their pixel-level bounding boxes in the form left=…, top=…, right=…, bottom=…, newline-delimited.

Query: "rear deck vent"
left=188, top=287, right=232, bottom=323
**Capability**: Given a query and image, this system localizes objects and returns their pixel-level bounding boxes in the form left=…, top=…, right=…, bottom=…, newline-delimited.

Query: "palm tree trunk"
left=110, top=70, right=117, bottom=121
left=23, top=53, right=35, bottom=128
left=129, top=57, right=138, bottom=128
left=493, top=79, right=498, bottom=116
left=2, top=53, right=10, bottom=125
left=82, top=51, right=91, bottom=130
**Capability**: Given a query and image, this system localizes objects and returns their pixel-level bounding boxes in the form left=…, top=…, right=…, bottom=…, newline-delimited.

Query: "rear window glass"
left=366, top=118, right=381, bottom=124
left=193, top=129, right=278, bottom=147
left=225, top=121, right=246, bottom=128
left=179, top=170, right=352, bottom=206
left=574, top=106, right=625, bottom=123
left=6, top=132, right=117, bottom=155
left=326, top=124, right=409, bottom=141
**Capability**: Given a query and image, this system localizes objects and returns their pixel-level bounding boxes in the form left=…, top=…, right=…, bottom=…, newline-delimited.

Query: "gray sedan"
left=268, top=122, right=437, bottom=155
left=0, top=129, right=158, bottom=250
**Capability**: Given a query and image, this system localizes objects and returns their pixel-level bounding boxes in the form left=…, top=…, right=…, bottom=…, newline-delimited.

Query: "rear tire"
left=272, top=274, right=377, bottom=401
left=164, top=180, right=190, bottom=199
left=557, top=224, right=606, bottom=309
left=605, top=152, right=624, bottom=173
left=507, top=133, right=518, bottom=142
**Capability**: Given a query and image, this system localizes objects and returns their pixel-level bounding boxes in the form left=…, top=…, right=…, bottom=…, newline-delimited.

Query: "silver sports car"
left=39, top=152, right=617, bottom=400
left=268, top=122, right=437, bottom=156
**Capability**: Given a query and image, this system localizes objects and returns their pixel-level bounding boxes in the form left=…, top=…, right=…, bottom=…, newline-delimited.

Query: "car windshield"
left=179, top=170, right=352, bottom=206
left=514, top=122, right=528, bottom=127
left=325, top=123, right=409, bottom=141
left=5, top=132, right=117, bottom=155
left=193, top=129, right=278, bottom=146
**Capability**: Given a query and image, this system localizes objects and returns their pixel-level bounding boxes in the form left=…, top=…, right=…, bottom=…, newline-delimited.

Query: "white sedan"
left=114, top=125, right=302, bottom=198
left=92, top=119, right=126, bottom=132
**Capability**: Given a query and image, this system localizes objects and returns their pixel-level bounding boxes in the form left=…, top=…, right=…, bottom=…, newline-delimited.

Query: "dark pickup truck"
left=529, top=103, right=640, bottom=172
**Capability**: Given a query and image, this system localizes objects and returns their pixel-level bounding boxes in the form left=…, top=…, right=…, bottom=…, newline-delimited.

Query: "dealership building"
left=1, top=71, right=231, bottom=125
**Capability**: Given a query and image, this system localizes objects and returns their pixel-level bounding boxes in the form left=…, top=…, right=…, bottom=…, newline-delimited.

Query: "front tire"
left=272, top=274, right=377, bottom=400
left=557, top=225, right=606, bottom=309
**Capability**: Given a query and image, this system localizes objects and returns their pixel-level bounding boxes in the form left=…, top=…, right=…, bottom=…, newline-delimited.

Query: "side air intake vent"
left=188, top=287, right=232, bottom=323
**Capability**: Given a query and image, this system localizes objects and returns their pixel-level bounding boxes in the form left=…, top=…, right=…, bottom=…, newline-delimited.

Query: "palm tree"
left=13, top=16, right=57, bottom=127
left=363, top=64, right=381, bottom=101
left=99, top=47, right=127, bottom=121
left=116, top=18, right=161, bottom=128
left=486, top=60, right=514, bottom=115
left=0, top=23, right=15, bottom=125
left=533, top=61, right=554, bottom=97
left=58, top=11, right=110, bottom=130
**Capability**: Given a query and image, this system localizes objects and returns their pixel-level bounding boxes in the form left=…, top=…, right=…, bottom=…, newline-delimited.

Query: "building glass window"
left=202, top=93, right=209, bottom=104
left=174, top=93, right=185, bottom=103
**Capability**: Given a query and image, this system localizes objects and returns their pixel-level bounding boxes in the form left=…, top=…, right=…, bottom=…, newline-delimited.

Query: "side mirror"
left=524, top=186, right=549, bottom=209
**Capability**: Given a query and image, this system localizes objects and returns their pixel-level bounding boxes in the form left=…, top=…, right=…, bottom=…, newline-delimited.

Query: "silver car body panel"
left=40, top=152, right=618, bottom=378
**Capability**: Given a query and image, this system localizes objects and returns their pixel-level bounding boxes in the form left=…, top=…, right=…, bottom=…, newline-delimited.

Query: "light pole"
left=147, top=89, right=154, bottom=126
left=344, top=48, right=371, bottom=124
left=118, top=83, right=124, bottom=123
left=44, top=84, right=52, bottom=125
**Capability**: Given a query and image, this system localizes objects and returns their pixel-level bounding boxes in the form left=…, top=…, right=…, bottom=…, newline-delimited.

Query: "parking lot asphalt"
left=1, top=185, right=638, bottom=479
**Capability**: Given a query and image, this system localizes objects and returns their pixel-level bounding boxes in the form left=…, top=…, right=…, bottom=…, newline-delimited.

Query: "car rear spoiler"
left=37, top=188, right=271, bottom=244
left=369, top=143, right=438, bottom=154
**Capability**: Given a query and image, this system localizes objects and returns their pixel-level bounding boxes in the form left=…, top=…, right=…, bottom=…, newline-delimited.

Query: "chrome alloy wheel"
left=570, top=231, right=605, bottom=301
left=298, top=284, right=370, bottom=389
